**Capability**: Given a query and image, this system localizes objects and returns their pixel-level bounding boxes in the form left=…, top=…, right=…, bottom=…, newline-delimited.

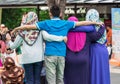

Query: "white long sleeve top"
left=10, top=32, right=44, bottom=64
left=10, top=31, right=64, bottom=64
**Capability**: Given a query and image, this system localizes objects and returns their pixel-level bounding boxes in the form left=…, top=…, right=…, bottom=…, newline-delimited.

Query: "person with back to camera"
left=35, top=15, right=105, bottom=84
left=62, top=16, right=105, bottom=84
left=11, top=5, right=103, bottom=84
left=8, top=11, right=67, bottom=84
left=86, top=9, right=110, bottom=84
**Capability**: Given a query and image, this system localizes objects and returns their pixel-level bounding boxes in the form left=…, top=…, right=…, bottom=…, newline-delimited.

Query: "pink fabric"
left=67, top=16, right=86, bottom=52
left=67, top=32, right=86, bottom=52
left=0, top=40, right=6, bottom=53
left=68, top=16, right=78, bottom=22
left=0, top=59, right=3, bottom=67
left=0, top=40, right=6, bottom=67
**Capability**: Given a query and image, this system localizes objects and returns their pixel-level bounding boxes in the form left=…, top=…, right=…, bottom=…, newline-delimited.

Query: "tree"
left=2, top=8, right=36, bottom=29
left=2, top=8, right=23, bottom=29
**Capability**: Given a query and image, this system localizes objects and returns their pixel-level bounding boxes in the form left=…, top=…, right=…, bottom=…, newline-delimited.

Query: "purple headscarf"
left=67, top=16, right=86, bottom=52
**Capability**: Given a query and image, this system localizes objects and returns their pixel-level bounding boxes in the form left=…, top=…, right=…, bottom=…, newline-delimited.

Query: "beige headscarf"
left=19, top=12, right=40, bottom=46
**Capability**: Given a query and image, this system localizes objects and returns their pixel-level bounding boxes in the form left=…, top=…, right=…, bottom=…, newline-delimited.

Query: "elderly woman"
left=86, top=9, right=110, bottom=84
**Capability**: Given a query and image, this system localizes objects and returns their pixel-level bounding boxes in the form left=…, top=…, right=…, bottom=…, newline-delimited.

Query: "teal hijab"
left=86, top=9, right=106, bottom=44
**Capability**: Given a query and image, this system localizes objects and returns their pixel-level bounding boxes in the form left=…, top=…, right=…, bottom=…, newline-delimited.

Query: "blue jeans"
left=23, top=61, right=43, bottom=84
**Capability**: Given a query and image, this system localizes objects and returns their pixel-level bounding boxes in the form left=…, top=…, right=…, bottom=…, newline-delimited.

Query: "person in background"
left=40, top=63, right=47, bottom=84
left=0, top=24, right=9, bottom=35
left=106, top=25, right=112, bottom=46
left=0, top=34, right=6, bottom=55
left=11, top=5, right=103, bottom=84
left=5, top=30, right=17, bottom=65
left=0, top=34, right=6, bottom=67
left=21, top=12, right=28, bottom=26
left=86, top=9, right=110, bottom=84
left=0, top=57, right=24, bottom=84
left=106, top=25, right=112, bottom=59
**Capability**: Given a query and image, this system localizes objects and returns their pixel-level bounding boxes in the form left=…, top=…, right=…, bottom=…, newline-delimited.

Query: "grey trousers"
left=45, top=56, right=65, bottom=84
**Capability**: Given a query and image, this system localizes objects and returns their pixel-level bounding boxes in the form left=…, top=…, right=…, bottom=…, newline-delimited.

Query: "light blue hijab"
left=86, top=9, right=106, bottom=44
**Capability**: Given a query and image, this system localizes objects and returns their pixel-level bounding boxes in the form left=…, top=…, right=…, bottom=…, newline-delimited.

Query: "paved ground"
left=110, top=66, right=120, bottom=84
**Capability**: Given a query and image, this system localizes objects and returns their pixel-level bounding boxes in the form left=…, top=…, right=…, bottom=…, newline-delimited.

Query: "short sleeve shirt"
left=35, top=18, right=75, bottom=56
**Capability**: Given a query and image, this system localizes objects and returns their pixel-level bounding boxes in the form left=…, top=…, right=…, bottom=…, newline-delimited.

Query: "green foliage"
left=2, top=8, right=23, bottom=29
left=64, top=15, right=69, bottom=20
left=1, top=8, right=37, bottom=29
left=1, top=8, right=52, bottom=29
left=2, top=8, right=89, bottom=29
left=100, top=18, right=104, bottom=22
left=39, top=10, right=50, bottom=21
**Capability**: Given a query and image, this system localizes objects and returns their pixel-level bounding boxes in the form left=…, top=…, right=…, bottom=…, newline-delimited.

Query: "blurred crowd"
left=0, top=24, right=18, bottom=66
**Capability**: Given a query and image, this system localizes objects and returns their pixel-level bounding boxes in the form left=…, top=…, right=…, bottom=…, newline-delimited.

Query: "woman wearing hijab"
left=0, top=57, right=24, bottom=84
left=64, top=16, right=105, bottom=84
left=8, top=12, right=44, bottom=84
left=8, top=12, right=66, bottom=84
left=86, top=9, right=110, bottom=84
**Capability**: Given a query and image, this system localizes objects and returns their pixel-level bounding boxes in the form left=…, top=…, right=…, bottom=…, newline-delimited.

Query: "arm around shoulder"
left=88, top=25, right=105, bottom=42
left=17, top=25, right=37, bottom=30
left=12, top=25, right=37, bottom=34
left=75, top=21, right=103, bottom=26
left=41, top=30, right=65, bottom=42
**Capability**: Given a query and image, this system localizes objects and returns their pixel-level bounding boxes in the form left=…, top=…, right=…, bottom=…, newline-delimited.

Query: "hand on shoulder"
left=95, top=22, right=104, bottom=26
left=63, top=36, right=67, bottom=43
